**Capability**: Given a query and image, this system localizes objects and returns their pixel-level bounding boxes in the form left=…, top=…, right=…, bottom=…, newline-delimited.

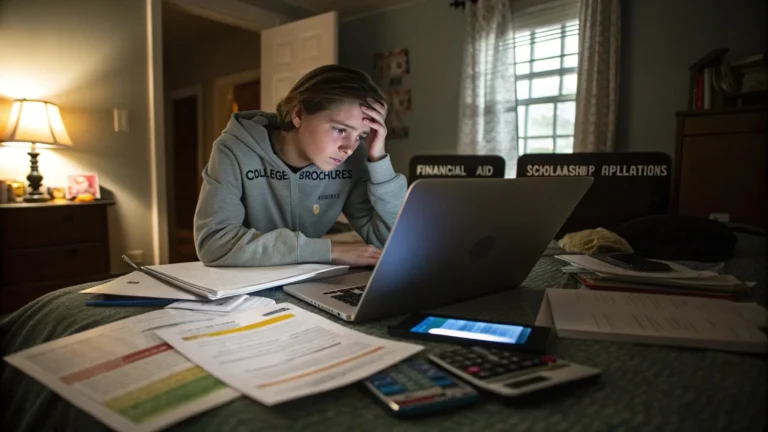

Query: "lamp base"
left=25, top=145, right=51, bottom=203
left=24, top=192, right=51, bottom=203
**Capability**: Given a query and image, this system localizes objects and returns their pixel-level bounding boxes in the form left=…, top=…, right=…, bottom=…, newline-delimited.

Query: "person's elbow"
left=194, top=225, right=232, bottom=266
left=195, top=237, right=224, bottom=266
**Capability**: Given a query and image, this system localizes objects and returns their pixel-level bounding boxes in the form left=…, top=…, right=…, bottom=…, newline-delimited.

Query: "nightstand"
left=0, top=199, right=115, bottom=313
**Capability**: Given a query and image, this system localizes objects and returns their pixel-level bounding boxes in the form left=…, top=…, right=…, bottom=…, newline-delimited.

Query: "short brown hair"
left=275, top=64, right=385, bottom=130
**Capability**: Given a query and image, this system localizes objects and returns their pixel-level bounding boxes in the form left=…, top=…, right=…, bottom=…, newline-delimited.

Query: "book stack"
left=556, top=255, right=749, bottom=300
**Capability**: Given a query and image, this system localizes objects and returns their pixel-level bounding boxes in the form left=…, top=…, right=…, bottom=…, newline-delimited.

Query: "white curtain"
left=573, top=0, right=621, bottom=152
left=457, top=0, right=518, bottom=177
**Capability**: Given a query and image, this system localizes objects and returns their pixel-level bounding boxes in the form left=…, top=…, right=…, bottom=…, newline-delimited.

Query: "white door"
left=260, top=11, right=338, bottom=113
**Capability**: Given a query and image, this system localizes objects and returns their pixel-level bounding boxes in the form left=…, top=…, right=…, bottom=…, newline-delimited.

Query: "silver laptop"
left=284, top=177, right=593, bottom=323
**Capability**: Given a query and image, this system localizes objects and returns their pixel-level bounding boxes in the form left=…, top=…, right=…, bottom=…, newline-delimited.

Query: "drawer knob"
left=61, top=214, right=74, bottom=223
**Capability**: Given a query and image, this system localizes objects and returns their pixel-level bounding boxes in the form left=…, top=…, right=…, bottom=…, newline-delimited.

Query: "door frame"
left=165, top=84, right=204, bottom=264
left=146, top=0, right=288, bottom=265
left=167, top=84, right=205, bottom=185
left=212, top=68, right=261, bottom=157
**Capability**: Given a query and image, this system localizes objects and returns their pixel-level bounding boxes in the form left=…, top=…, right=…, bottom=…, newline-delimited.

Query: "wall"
left=339, top=0, right=465, bottom=174
left=162, top=3, right=261, bottom=158
left=0, top=0, right=153, bottom=272
left=616, top=0, right=767, bottom=155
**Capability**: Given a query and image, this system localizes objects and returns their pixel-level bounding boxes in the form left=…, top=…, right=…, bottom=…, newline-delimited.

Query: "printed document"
left=555, top=255, right=718, bottom=279
left=155, top=303, right=424, bottom=406
left=4, top=310, right=241, bottom=432
left=541, top=288, right=768, bottom=353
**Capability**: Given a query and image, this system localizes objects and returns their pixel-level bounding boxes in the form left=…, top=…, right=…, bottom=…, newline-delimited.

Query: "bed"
left=1, top=234, right=765, bottom=431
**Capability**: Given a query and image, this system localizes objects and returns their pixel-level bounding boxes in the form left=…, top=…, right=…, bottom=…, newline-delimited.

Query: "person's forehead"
left=325, top=101, right=363, bottom=118
left=319, top=102, right=370, bottom=131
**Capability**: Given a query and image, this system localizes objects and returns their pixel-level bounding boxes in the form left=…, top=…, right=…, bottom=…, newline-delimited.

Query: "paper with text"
left=544, top=288, right=768, bottom=353
left=555, top=255, right=718, bottom=279
left=4, top=310, right=241, bottom=432
left=155, top=303, right=424, bottom=406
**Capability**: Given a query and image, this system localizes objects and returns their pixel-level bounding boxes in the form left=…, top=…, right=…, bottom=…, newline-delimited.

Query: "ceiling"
left=163, top=2, right=235, bottom=43
left=277, top=0, right=427, bottom=20
left=162, top=0, right=426, bottom=44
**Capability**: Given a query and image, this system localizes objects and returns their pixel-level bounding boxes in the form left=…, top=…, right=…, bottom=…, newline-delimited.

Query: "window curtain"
left=573, top=0, right=621, bottom=152
left=457, top=0, right=518, bottom=177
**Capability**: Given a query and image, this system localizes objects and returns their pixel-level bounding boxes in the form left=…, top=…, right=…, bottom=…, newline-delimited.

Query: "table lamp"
left=0, top=99, right=73, bottom=202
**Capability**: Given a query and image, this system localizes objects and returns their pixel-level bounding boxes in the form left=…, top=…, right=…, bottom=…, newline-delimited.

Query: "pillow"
left=615, top=215, right=737, bottom=262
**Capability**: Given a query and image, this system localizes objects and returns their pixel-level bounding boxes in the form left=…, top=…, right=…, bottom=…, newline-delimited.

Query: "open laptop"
left=284, top=177, right=593, bottom=323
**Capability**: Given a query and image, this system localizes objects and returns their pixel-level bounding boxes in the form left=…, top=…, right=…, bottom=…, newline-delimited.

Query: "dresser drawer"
left=1, top=205, right=107, bottom=249
left=683, top=110, right=766, bottom=135
left=1, top=243, right=110, bottom=285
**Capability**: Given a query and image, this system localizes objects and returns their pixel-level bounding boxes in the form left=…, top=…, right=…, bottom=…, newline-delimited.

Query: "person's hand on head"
left=331, top=243, right=381, bottom=267
left=361, top=98, right=388, bottom=162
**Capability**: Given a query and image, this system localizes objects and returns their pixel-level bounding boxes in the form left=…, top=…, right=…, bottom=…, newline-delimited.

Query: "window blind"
left=511, top=0, right=580, bottom=32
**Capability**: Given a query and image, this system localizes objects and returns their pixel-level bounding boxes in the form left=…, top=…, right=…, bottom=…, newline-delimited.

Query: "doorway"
left=166, top=86, right=204, bottom=263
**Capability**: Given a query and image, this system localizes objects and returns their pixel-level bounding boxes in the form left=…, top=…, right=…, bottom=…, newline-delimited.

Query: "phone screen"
left=409, top=316, right=532, bottom=345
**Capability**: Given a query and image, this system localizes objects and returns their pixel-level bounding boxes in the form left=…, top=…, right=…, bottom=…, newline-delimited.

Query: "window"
left=514, top=20, right=579, bottom=155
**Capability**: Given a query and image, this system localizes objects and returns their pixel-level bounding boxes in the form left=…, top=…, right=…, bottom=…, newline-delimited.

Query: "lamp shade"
left=1, top=99, right=72, bottom=149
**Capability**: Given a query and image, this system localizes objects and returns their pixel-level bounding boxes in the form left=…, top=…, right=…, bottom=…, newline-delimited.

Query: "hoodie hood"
left=223, top=110, right=285, bottom=171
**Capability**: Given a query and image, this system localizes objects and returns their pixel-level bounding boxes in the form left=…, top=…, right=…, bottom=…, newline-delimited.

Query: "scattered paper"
left=542, top=288, right=768, bottom=353
left=80, top=271, right=203, bottom=301
left=556, top=255, right=718, bottom=279
left=167, top=296, right=277, bottom=315
left=534, top=294, right=554, bottom=328
left=155, top=303, right=423, bottom=406
left=4, top=310, right=240, bottom=432
left=166, top=295, right=249, bottom=312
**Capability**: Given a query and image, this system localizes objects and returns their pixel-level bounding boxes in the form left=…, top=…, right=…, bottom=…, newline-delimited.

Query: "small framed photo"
left=66, top=173, right=101, bottom=199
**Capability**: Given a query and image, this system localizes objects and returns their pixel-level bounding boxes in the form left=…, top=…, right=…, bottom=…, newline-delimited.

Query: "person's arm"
left=342, top=154, right=407, bottom=249
left=194, top=141, right=332, bottom=266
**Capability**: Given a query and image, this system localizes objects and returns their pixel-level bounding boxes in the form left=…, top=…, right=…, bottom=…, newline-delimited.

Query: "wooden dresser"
left=672, top=106, right=767, bottom=229
left=0, top=200, right=114, bottom=313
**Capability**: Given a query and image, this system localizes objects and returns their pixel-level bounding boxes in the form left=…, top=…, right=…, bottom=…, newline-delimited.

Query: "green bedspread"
left=1, top=235, right=765, bottom=431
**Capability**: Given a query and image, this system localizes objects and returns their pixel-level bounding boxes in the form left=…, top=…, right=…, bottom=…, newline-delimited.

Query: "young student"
left=194, top=65, right=407, bottom=268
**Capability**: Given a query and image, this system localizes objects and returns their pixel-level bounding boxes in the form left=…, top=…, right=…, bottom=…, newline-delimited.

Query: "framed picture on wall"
left=66, top=173, right=101, bottom=199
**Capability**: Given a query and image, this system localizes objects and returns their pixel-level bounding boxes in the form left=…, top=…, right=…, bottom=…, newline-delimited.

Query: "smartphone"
left=388, top=313, right=551, bottom=353
left=598, top=253, right=671, bottom=272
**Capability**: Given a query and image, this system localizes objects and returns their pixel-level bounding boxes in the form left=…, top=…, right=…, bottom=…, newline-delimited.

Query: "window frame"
left=515, top=21, right=579, bottom=155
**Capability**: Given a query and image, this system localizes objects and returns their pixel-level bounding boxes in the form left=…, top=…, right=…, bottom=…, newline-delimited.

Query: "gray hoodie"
left=193, top=111, right=407, bottom=266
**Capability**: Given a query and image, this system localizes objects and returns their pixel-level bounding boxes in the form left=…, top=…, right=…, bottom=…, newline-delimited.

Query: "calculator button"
left=378, top=384, right=406, bottom=395
left=478, top=370, right=493, bottom=379
left=433, top=377, right=455, bottom=387
left=465, top=365, right=481, bottom=374
left=371, top=376, right=395, bottom=386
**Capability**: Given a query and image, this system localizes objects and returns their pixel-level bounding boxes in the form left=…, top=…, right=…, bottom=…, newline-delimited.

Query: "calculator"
left=362, top=357, right=479, bottom=416
left=428, top=346, right=601, bottom=397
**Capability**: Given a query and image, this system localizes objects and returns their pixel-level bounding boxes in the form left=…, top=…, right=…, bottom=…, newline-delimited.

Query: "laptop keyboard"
left=323, top=286, right=366, bottom=307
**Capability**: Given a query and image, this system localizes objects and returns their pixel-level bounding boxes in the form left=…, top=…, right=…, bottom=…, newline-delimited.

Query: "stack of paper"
left=556, top=255, right=748, bottom=299
left=82, top=256, right=349, bottom=301
left=166, top=295, right=277, bottom=314
left=536, top=288, right=768, bottom=354
left=134, top=260, right=349, bottom=300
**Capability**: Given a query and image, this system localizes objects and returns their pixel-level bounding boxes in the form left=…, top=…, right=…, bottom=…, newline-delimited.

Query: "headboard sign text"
left=517, top=152, right=672, bottom=238
left=409, top=155, right=505, bottom=184
left=525, top=164, right=668, bottom=177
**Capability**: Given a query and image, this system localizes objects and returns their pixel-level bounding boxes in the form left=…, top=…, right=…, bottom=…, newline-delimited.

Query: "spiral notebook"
left=120, top=255, right=349, bottom=300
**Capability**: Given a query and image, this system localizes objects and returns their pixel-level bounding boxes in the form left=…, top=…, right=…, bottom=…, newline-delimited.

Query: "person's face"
left=292, top=101, right=371, bottom=171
